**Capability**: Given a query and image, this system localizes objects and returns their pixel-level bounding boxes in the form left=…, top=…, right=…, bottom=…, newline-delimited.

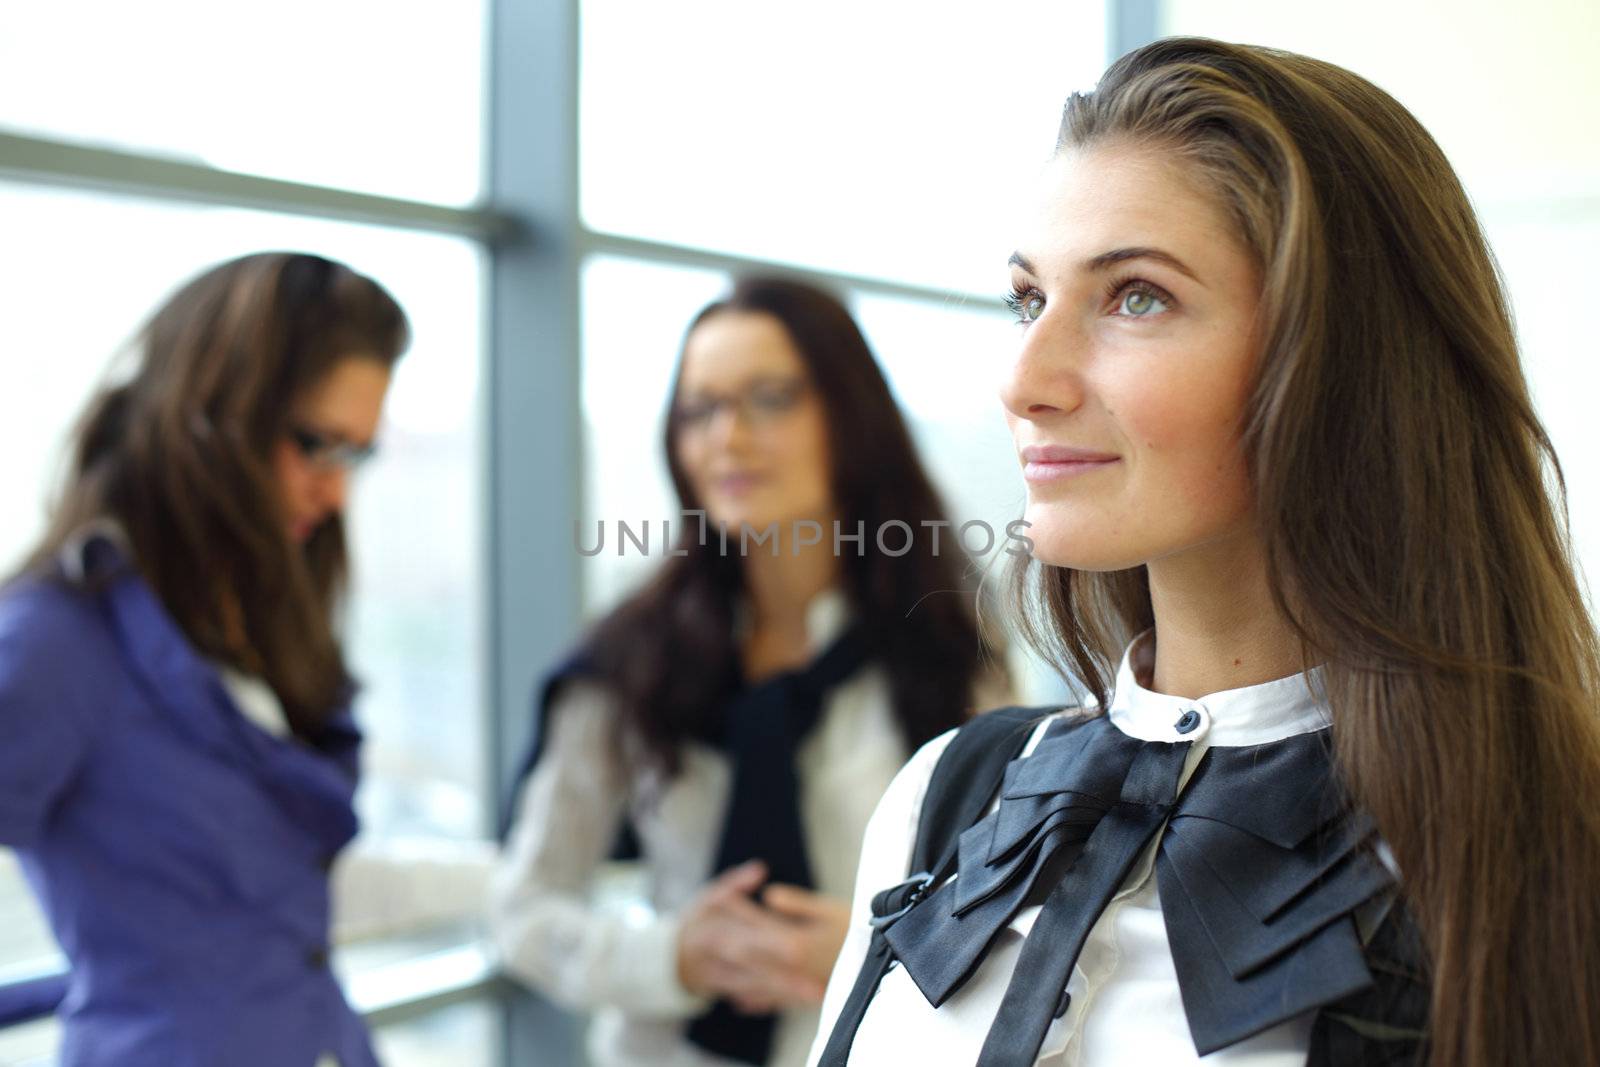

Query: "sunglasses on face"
left=287, top=425, right=378, bottom=471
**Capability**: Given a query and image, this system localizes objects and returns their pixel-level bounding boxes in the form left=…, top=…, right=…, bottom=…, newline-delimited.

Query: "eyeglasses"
left=287, top=424, right=378, bottom=471
left=672, top=379, right=811, bottom=435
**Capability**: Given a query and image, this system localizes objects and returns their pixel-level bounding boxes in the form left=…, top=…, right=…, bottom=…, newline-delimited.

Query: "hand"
left=675, top=862, right=832, bottom=1013
left=760, top=884, right=852, bottom=988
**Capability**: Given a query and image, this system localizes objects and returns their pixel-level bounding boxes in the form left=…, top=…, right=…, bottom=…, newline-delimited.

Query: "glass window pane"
left=1160, top=1, right=1600, bottom=203
left=1486, top=211, right=1600, bottom=596
left=0, top=1012, right=57, bottom=1066
left=0, top=854, right=61, bottom=978
left=580, top=1, right=1107, bottom=294
left=580, top=255, right=731, bottom=614
left=0, top=2, right=485, bottom=206
left=1157, top=5, right=1600, bottom=604
left=0, top=181, right=488, bottom=987
left=372, top=997, right=502, bottom=1067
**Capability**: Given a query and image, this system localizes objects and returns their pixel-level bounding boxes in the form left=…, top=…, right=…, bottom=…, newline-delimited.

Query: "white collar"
left=1106, top=629, right=1331, bottom=748
left=732, top=585, right=851, bottom=651
left=804, top=586, right=850, bottom=648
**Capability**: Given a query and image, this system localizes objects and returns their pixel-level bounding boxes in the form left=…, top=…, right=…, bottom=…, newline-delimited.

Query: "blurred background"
left=0, top=0, right=1593, bottom=1063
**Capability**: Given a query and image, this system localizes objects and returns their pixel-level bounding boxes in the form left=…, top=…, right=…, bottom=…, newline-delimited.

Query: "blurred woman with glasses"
left=491, top=276, right=1009, bottom=1067
left=0, top=251, right=407, bottom=1067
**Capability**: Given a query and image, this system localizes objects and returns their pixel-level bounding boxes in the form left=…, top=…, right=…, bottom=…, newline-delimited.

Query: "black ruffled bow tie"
left=881, top=713, right=1396, bottom=1064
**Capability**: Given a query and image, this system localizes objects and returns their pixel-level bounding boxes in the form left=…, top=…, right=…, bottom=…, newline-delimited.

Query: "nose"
left=999, top=313, right=1087, bottom=423
left=705, top=402, right=752, bottom=449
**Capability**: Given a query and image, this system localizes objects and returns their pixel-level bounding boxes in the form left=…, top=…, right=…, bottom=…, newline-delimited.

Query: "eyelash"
left=1003, top=275, right=1177, bottom=325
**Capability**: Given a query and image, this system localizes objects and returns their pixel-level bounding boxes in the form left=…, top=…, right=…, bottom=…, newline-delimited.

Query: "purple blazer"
left=0, top=533, right=378, bottom=1067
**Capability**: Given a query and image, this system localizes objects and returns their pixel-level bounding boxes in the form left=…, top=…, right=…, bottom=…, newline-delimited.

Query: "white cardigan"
left=488, top=590, right=916, bottom=1067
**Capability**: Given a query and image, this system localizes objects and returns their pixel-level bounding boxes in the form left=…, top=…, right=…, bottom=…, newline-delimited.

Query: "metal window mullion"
left=484, top=0, right=585, bottom=1062
left=579, top=228, right=999, bottom=311
left=0, top=131, right=518, bottom=242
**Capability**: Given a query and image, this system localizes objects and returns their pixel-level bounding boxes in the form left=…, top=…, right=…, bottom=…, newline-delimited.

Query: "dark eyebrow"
left=1086, top=246, right=1200, bottom=284
left=1008, top=251, right=1037, bottom=274
left=297, top=421, right=375, bottom=451
left=1008, top=247, right=1201, bottom=285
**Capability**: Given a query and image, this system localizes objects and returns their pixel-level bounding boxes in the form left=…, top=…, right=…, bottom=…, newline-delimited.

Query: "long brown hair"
left=1012, top=38, right=1600, bottom=1064
left=582, top=276, right=999, bottom=775
left=27, top=252, right=409, bottom=739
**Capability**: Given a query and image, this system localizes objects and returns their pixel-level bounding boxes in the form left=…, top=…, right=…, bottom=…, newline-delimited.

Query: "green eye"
left=1117, top=284, right=1170, bottom=318
left=1004, top=288, right=1046, bottom=324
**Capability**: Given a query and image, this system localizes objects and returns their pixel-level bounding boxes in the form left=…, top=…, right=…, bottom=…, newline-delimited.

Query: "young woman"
left=811, top=37, right=1600, bottom=1067
left=491, top=277, right=1006, bottom=1067
left=0, top=252, right=409, bottom=1067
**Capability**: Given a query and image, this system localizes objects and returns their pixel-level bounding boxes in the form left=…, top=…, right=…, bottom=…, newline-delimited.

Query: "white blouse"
left=489, top=589, right=920, bottom=1067
left=807, top=632, right=1335, bottom=1067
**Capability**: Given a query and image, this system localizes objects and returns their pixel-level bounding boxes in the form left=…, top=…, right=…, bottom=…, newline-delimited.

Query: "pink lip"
left=715, top=472, right=764, bottom=496
left=290, top=513, right=328, bottom=542
left=1020, top=444, right=1119, bottom=483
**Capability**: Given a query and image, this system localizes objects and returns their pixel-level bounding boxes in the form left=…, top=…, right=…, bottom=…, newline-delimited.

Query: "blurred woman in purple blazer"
left=0, top=252, right=407, bottom=1067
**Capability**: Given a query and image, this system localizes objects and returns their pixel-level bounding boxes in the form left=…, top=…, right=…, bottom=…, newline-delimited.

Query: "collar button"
left=1174, top=708, right=1202, bottom=735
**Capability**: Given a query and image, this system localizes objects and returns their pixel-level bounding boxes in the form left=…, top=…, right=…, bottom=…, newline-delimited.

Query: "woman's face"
left=673, top=310, right=834, bottom=534
left=1001, top=142, right=1264, bottom=571
left=271, top=356, right=393, bottom=544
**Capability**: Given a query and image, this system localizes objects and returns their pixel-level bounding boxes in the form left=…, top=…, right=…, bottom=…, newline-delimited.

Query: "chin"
left=703, top=505, right=762, bottom=531
left=704, top=494, right=787, bottom=532
left=1022, top=505, right=1149, bottom=572
left=1027, top=538, right=1141, bottom=572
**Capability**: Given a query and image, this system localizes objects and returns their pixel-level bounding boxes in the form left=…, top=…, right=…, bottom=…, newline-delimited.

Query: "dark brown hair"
left=28, top=251, right=409, bottom=739
left=582, top=276, right=1000, bottom=774
left=1011, top=37, right=1600, bottom=1065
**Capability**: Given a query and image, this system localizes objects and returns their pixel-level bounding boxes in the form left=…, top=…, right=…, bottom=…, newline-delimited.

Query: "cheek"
left=1113, top=367, right=1254, bottom=519
left=783, top=414, right=834, bottom=505
left=673, top=436, right=706, bottom=484
left=271, top=443, right=296, bottom=489
left=271, top=443, right=312, bottom=507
